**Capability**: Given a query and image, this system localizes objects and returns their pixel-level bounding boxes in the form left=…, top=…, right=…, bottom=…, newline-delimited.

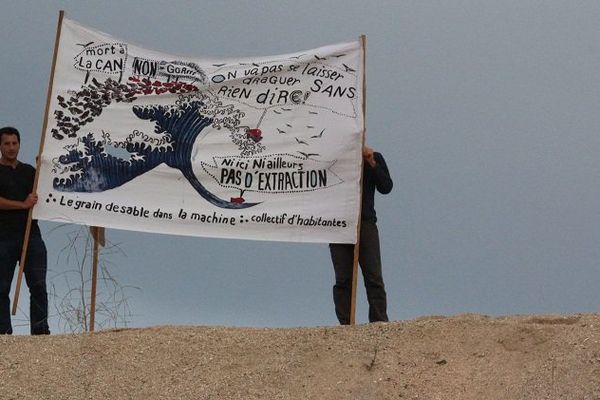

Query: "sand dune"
left=1, top=313, right=599, bottom=399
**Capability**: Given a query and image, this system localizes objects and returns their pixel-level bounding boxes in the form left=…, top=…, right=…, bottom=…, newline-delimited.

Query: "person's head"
left=0, top=126, right=21, bottom=165
left=0, top=126, right=20, bottom=144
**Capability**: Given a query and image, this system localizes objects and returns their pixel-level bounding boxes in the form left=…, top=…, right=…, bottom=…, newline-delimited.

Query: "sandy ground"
left=0, top=313, right=599, bottom=399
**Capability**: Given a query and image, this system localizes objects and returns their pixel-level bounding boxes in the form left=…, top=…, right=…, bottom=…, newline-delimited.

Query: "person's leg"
left=24, top=237, right=49, bottom=335
left=359, top=221, right=388, bottom=323
left=0, top=240, right=19, bottom=334
left=329, top=243, right=354, bottom=325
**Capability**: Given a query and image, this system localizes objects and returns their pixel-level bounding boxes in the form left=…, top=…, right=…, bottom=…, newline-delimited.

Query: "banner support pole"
left=13, top=10, right=65, bottom=316
left=350, top=34, right=367, bottom=325
left=89, top=227, right=103, bottom=333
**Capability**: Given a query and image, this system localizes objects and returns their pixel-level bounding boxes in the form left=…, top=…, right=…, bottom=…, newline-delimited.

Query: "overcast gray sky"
left=2, top=0, right=600, bottom=334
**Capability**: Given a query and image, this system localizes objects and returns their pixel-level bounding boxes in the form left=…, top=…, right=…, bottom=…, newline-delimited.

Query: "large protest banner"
left=33, top=17, right=364, bottom=243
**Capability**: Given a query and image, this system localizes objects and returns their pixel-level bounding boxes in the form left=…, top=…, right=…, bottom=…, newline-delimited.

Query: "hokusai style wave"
left=52, top=77, right=259, bottom=209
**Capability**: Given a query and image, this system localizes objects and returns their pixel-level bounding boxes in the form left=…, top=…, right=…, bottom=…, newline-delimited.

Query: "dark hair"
left=0, top=127, right=20, bottom=143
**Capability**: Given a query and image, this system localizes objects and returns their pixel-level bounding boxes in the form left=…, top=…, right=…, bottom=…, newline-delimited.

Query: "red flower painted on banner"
left=246, top=128, right=262, bottom=143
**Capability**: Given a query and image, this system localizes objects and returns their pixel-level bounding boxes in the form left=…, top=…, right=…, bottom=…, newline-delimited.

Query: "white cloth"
left=34, top=17, right=364, bottom=243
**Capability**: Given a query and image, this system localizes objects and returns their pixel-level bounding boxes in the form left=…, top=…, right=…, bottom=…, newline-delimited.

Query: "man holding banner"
left=0, top=127, right=50, bottom=335
left=329, top=146, right=393, bottom=325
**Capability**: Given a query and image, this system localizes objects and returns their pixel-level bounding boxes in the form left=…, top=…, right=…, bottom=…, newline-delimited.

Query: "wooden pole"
left=89, top=227, right=101, bottom=333
left=90, top=225, right=106, bottom=247
left=13, top=10, right=65, bottom=315
left=349, top=34, right=367, bottom=325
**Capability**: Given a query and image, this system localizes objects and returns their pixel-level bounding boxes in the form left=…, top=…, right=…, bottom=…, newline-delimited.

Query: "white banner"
left=33, top=17, right=364, bottom=243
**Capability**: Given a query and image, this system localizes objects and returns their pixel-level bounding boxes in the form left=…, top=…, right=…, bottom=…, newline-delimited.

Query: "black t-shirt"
left=361, top=152, right=393, bottom=222
left=0, top=162, right=41, bottom=241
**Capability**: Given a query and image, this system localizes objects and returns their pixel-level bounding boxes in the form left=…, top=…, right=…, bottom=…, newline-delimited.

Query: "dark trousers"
left=329, top=220, right=388, bottom=325
left=0, top=236, right=50, bottom=335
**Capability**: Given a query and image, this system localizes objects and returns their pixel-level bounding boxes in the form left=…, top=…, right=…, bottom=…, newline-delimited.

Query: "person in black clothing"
left=0, top=127, right=49, bottom=335
left=329, top=146, right=393, bottom=325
